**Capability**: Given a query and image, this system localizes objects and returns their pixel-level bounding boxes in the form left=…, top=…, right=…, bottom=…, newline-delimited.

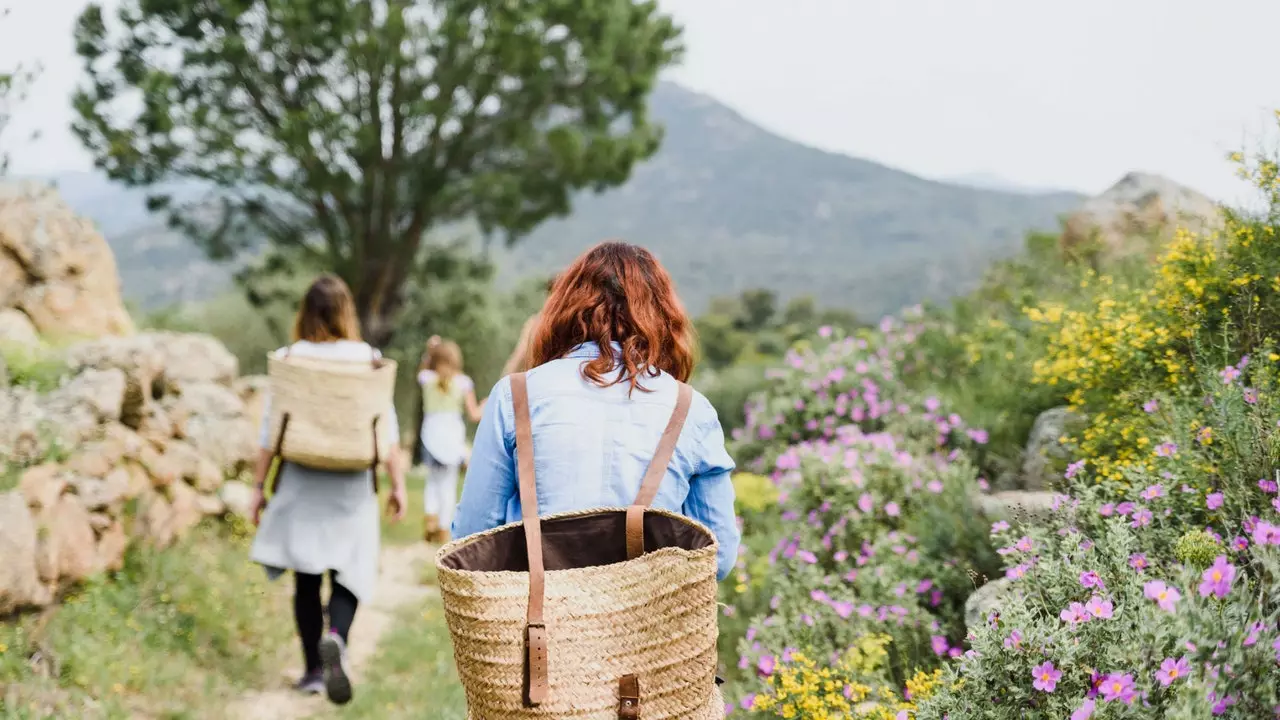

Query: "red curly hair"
left=528, top=241, right=695, bottom=392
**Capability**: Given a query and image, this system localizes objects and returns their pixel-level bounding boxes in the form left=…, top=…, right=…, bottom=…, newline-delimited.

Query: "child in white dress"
left=417, top=338, right=484, bottom=543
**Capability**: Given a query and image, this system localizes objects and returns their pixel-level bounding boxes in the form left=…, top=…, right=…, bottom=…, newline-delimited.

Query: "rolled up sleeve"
left=682, top=406, right=740, bottom=582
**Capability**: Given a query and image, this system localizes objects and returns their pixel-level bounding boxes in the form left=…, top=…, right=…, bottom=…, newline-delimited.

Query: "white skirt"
left=249, top=462, right=380, bottom=602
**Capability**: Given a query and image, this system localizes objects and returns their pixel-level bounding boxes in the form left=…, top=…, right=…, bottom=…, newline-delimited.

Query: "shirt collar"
left=565, top=341, right=622, bottom=360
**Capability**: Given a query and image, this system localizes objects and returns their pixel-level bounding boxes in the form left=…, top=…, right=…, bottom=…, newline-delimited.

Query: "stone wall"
left=0, top=182, right=262, bottom=615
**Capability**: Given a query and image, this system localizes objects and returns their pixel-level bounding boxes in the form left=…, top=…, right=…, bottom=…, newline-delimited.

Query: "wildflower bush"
left=1029, top=145, right=1280, bottom=489
left=721, top=322, right=999, bottom=717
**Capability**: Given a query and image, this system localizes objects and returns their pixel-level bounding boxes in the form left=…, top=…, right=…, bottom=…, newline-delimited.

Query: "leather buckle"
left=618, top=674, right=640, bottom=719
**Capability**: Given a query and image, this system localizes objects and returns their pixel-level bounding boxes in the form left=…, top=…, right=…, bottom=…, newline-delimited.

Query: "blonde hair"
left=425, top=340, right=463, bottom=392
left=293, top=274, right=361, bottom=343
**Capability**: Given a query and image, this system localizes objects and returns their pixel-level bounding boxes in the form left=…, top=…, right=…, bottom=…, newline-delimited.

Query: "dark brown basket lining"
left=441, top=511, right=714, bottom=573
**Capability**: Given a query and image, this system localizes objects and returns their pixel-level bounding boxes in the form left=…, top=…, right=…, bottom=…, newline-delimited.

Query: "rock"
left=165, top=382, right=255, bottom=471
left=1062, top=173, right=1221, bottom=260
left=166, top=481, right=203, bottom=538
left=0, top=182, right=134, bottom=339
left=65, top=335, right=166, bottom=427
left=0, top=243, right=23, bottom=308
left=96, top=521, right=127, bottom=572
left=44, top=495, right=100, bottom=583
left=19, top=463, right=67, bottom=510
left=100, top=423, right=147, bottom=462
left=1014, top=407, right=1084, bottom=492
left=152, top=333, right=239, bottom=390
left=0, top=308, right=39, bottom=346
left=138, top=444, right=182, bottom=489
left=68, top=467, right=132, bottom=511
left=219, top=480, right=258, bottom=519
left=196, top=492, right=225, bottom=517
left=65, top=439, right=127, bottom=479
left=975, top=491, right=1061, bottom=525
left=0, top=490, right=51, bottom=613
left=165, top=440, right=224, bottom=493
left=965, top=577, right=1017, bottom=630
left=87, top=512, right=113, bottom=533
left=235, top=375, right=268, bottom=430
left=136, top=490, right=175, bottom=548
left=135, top=403, right=176, bottom=447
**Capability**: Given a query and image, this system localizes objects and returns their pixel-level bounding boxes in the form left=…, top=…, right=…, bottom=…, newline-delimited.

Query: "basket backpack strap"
left=510, top=373, right=549, bottom=707
left=625, top=381, right=693, bottom=560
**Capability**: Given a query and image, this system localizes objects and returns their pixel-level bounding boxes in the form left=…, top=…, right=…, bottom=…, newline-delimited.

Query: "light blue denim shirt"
left=452, top=342, right=741, bottom=581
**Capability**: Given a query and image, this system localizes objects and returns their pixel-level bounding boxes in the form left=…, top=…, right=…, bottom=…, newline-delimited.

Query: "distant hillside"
left=42, top=82, right=1084, bottom=317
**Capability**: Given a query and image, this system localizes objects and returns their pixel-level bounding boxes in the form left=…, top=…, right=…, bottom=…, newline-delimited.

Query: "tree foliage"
left=0, top=5, right=40, bottom=174
left=72, top=0, right=682, bottom=343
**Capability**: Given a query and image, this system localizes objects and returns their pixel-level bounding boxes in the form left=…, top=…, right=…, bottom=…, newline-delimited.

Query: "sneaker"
left=293, top=670, right=324, bottom=695
left=318, top=632, right=353, bottom=705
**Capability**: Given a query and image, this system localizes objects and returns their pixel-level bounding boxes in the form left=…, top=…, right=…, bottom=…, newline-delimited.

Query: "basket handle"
left=509, top=373, right=693, bottom=709
left=625, top=381, right=693, bottom=559
left=510, top=373, right=549, bottom=706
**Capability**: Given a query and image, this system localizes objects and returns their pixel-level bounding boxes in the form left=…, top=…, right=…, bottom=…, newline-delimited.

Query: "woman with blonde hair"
left=249, top=274, right=407, bottom=705
left=417, top=337, right=484, bottom=543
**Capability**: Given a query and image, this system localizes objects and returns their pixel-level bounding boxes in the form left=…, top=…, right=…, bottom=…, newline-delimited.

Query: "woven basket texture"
left=437, top=507, right=724, bottom=719
left=265, top=354, right=397, bottom=471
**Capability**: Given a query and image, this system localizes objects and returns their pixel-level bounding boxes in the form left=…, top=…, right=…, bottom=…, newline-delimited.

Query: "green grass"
left=332, top=592, right=468, bottom=720
left=0, top=519, right=294, bottom=719
left=0, top=342, right=68, bottom=393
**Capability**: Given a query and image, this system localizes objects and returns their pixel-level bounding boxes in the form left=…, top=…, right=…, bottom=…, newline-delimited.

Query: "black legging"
left=295, top=570, right=359, bottom=673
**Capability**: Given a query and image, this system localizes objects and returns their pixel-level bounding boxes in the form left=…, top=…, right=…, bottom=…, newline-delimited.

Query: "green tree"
left=72, top=0, right=682, bottom=344
left=735, top=288, right=777, bottom=333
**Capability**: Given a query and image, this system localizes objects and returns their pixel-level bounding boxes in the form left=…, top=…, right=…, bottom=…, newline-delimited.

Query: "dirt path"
left=223, top=542, right=436, bottom=720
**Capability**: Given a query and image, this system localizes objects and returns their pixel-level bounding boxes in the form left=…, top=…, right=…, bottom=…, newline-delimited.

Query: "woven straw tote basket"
left=437, top=373, right=725, bottom=719
left=264, top=352, right=398, bottom=472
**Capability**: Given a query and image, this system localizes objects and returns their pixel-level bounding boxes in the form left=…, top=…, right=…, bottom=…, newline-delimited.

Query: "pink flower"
left=1130, top=508, right=1153, bottom=528
left=1155, top=442, right=1178, bottom=458
left=1032, top=661, right=1061, bottom=693
left=756, top=654, right=776, bottom=677
left=1144, top=580, right=1181, bottom=612
left=1060, top=602, right=1089, bottom=627
left=884, top=501, right=901, bottom=517
left=1003, top=629, right=1023, bottom=650
left=1079, top=571, right=1105, bottom=590
left=991, top=520, right=1010, bottom=533
left=1005, top=563, right=1031, bottom=580
left=1274, top=497, right=1280, bottom=513
left=857, top=493, right=874, bottom=513
left=931, top=636, right=949, bottom=656
left=1099, top=673, right=1136, bottom=704
left=1014, top=536, right=1034, bottom=552
left=1143, top=399, right=1159, bottom=413
left=1099, top=503, right=1115, bottom=517
left=1084, top=596, right=1113, bottom=620
left=1070, top=698, right=1096, bottom=720
left=1252, top=520, right=1280, bottom=546
left=1260, top=479, right=1279, bottom=494
left=927, top=479, right=944, bottom=493
left=1115, top=502, right=1135, bottom=516
left=1129, top=553, right=1149, bottom=571
left=1244, top=387, right=1259, bottom=404
left=1220, top=365, right=1241, bottom=384
left=1065, top=460, right=1085, bottom=479
left=1155, top=656, right=1190, bottom=686
left=1141, top=484, right=1165, bottom=500
left=1198, top=555, right=1236, bottom=599
left=1206, top=492, right=1224, bottom=510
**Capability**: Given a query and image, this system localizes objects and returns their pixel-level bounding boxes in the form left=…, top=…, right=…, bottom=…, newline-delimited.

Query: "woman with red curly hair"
left=451, top=241, right=741, bottom=580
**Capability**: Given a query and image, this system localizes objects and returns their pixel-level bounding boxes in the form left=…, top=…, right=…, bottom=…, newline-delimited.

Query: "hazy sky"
left=3, top=0, right=1278, bottom=203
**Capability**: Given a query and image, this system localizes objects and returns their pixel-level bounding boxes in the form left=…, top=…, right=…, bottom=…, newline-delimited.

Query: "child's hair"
left=425, top=339, right=463, bottom=392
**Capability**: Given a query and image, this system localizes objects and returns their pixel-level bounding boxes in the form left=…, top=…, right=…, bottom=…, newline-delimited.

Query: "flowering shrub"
left=915, top=489, right=1280, bottom=719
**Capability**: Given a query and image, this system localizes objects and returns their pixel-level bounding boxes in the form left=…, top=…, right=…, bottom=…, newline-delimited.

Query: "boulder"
left=975, top=491, right=1060, bottom=525
left=0, top=490, right=51, bottom=613
left=18, top=463, right=67, bottom=510
left=166, top=481, right=203, bottom=538
left=0, top=308, right=39, bottom=346
left=136, top=489, right=176, bottom=548
left=1014, top=407, right=1084, bottom=492
left=1062, top=173, right=1221, bottom=260
left=219, top=480, right=258, bottom=519
left=138, top=444, right=182, bottom=489
left=152, top=333, right=239, bottom=390
left=165, top=382, right=256, bottom=471
left=165, top=439, right=224, bottom=493
left=234, top=375, right=268, bottom=430
left=43, top=495, right=100, bottom=583
left=65, top=335, right=166, bottom=427
left=68, top=467, right=132, bottom=511
left=196, top=492, right=226, bottom=517
left=965, top=577, right=1017, bottom=630
left=0, top=182, right=134, bottom=339
left=96, top=521, right=128, bottom=573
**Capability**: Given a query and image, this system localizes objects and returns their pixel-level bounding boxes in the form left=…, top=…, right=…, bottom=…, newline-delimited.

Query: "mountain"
left=39, top=82, right=1085, bottom=318
left=944, top=172, right=1077, bottom=196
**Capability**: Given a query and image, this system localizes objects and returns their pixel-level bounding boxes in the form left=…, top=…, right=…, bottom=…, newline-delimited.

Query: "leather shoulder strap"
left=509, top=373, right=548, bottom=706
left=625, top=382, right=694, bottom=560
